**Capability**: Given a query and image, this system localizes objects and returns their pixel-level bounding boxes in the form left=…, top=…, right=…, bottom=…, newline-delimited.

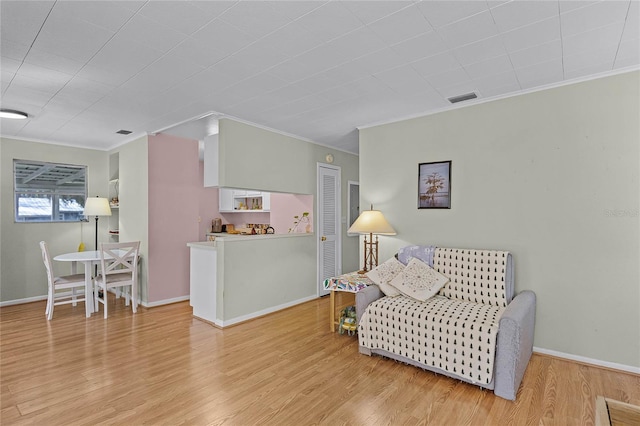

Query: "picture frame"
left=418, top=161, right=451, bottom=209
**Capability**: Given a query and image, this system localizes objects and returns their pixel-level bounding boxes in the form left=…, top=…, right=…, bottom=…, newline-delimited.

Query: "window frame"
left=13, top=159, right=88, bottom=223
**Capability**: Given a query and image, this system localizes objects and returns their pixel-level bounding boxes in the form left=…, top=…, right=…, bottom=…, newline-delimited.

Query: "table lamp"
left=348, top=205, right=396, bottom=273
left=84, top=196, right=112, bottom=252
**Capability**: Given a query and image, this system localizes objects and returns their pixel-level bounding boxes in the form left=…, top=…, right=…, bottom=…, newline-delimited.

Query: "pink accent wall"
left=269, top=193, right=314, bottom=234
left=148, top=134, right=216, bottom=303
left=147, top=136, right=314, bottom=303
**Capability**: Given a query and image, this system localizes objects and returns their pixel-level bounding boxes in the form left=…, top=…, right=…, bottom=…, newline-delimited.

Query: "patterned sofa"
left=356, top=246, right=536, bottom=401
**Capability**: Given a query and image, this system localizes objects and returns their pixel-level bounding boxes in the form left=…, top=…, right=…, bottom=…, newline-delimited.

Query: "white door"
left=317, top=164, right=341, bottom=296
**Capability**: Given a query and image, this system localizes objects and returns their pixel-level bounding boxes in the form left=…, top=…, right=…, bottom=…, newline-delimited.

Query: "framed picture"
left=418, top=161, right=451, bottom=209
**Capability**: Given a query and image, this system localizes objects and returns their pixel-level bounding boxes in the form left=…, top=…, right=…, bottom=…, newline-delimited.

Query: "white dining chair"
left=39, top=241, right=87, bottom=320
left=94, top=241, right=140, bottom=318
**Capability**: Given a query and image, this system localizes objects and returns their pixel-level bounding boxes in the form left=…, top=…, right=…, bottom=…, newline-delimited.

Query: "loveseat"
left=356, top=246, right=536, bottom=401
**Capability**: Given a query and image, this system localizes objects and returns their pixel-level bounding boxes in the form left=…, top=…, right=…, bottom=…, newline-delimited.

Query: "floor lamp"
left=84, top=197, right=112, bottom=275
left=348, top=205, right=396, bottom=273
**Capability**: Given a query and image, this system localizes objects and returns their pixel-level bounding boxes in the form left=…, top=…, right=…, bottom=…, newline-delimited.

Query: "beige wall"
left=111, top=136, right=149, bottom=304
left=218, top=118, right=360, bottom=273
left=0, top=137, right=108, bottom=302
left=359, top=71, right=640, bottom=368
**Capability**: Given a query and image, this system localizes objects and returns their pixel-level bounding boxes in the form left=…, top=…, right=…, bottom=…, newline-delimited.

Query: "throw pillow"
left=366, top=257, right=405, bottom=297
left=390, top=258, right=449, bottom=302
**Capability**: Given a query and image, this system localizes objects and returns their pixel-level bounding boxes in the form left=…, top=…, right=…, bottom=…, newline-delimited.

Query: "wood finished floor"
left=1, top=296, right=638, bottom=425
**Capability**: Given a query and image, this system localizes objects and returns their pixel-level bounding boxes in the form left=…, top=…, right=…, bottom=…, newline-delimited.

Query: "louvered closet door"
left=317, top=164, right=341, bottom=296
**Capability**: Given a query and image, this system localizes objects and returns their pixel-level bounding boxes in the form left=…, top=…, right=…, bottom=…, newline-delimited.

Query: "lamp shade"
left=84, top=197, right=112, bottom=217
left=348, top=209, right=396, bottom=235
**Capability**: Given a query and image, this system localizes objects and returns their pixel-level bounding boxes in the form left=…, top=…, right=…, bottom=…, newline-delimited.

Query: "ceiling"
left=1, top=1, right=638, bottom=154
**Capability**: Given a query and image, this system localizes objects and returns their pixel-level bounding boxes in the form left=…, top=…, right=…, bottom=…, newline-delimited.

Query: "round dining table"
left=53, top=250, right=105, bottom=317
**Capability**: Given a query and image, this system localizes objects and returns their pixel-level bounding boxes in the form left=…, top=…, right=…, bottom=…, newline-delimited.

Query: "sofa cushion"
left=366, top=257, right=405, bottom=297
left=359, top=295, right=505, bottom=385
left=434, top=248, right=511, bottom=307
left=390, top=258, right=449, bottom=302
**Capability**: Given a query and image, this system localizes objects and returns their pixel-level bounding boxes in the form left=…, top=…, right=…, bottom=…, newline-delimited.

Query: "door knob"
left=321, top=236, right=327, bottom=241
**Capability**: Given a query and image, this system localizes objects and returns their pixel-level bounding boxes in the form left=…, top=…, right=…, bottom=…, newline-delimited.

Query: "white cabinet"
left=219, top=187, right=234, bottom=212
left=218, top=188, right=270, bottom=212
left=188, top=243, right=217, bottom=324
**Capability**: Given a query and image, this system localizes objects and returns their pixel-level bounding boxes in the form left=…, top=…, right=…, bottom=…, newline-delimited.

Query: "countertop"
left=189, top=233, right=313, bottom=248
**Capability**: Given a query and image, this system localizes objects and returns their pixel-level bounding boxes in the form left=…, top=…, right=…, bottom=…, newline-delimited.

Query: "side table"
left=323, top=271, right=373, bottom=333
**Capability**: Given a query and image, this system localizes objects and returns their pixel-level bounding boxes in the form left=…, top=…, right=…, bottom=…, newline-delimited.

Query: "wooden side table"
left=323, top=272, right=373, bottom=333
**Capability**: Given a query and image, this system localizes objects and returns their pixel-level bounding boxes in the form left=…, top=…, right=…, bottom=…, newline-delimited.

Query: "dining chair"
left=94, top=241, right=140, bottom=318
left=39, top=241, right=86, bottom=320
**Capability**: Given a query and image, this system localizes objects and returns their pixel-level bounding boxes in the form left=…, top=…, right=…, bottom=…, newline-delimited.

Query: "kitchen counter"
left=205, top=232, right=313, bottom=242
left=187, top=231, right=316, bottom=327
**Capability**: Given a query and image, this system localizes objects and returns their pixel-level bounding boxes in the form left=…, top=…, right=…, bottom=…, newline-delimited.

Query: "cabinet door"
left=219, top=188, right=234, bottom=212
left=261, top=192, right=270, bottom=211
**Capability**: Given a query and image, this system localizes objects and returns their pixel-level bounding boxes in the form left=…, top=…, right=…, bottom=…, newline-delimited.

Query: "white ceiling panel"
left=501, top=16, right=561, bottom=53
left=425, top=67, right=472, bottom=90
left=508, top=40, right=563, bottom=69
left=374, top=65, right=433, bottom=95
left=367, top=5, right=432, bottom=45
left=412, top=52, right=463, bottom=77
left=0, top=0, right=637, bottom=153
left=0, top=1, right=53, bottom=46
left=563, top=22, right=626, bottom=57
left=490, top=0, right=560, bottom=33
left=516, top=59, right=564, bottom=89
left=1, top=39, right=30, bottom=62
left=560, top=0, right=630, bottom=37
left=84, top=34, right=164, bottom=79
left=390, top=31, right=449, bottom=63
left=138, top=1, right=218, bottom=36
left=116, top=14, right=187, bottom=54
left=24, top=48, right=86, bottom=75
left=473, top=70, right=521, bottom=94
left=345, top=47, right=406, bottom=76
left=417, top=1, right=488, bottom=29
left=453, top=36, right=508, bottom=66
left=464, top=54, right=514, bottom=79
left=32, top=14, right=115, bottom=63
left=53, top=1, right=138, bottom=32
left=218, top=1, right=293, bottom=38
left=564, top=46, right=617, bottom=73
left=294, top=2, right=363, bottom=43
left=436, top=10, right=500, bottom=48
left=343, top=1, right=413, bottom=25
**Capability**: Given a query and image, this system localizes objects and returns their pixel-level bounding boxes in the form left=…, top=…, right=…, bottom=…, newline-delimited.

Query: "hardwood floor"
left=1, top=296, right=638, bottom=425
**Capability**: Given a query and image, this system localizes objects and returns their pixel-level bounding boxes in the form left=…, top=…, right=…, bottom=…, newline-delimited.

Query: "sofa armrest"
left=356, top=285, right=384, bottom=324
left=494, top=290, right=537, bottom=401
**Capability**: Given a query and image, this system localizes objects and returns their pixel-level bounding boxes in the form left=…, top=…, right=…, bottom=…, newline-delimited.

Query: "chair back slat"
left=99, top=242, right=140, bottom=277
left=39, top=241, right=55, bottom=286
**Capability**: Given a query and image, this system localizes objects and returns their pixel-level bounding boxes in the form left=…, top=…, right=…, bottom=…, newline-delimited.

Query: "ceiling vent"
left=116, top=129, right=132, bottom=135
left=448, top=92, right=477, bottom=104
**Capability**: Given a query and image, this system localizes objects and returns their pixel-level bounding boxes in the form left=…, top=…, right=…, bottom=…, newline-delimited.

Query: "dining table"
left=53, top=250, right=121, bottom=317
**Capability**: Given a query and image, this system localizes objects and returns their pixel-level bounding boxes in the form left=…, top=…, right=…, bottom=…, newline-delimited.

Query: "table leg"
left=330, top=290, right=335, bottom=332
left=84, top=262, right=93, bottom=317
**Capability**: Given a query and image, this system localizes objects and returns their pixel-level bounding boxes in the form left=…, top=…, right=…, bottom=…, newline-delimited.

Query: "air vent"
left=116, top=129, right=132, bottom=135
left=448, top=92, right=477, bottom=104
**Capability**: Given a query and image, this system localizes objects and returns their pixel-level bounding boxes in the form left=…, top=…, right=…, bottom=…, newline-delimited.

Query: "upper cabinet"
left=219, top=188, right=270, bottom=212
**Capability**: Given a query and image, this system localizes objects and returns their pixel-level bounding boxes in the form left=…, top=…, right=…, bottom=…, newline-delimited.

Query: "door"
left=317, top=163, right=341, bottom=296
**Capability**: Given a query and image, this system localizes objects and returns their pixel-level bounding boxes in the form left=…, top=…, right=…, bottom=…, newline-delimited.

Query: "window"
left=14, top=159, right=87, bottom=223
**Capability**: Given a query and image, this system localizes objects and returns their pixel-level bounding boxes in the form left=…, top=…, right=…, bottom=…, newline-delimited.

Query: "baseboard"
left=0, top=295, right=48, bottom=307
left=140, top=295, right=190, bottom=308
left=215, top=295, right=318, bottom=328
left=534, top=347, right=640, bottom=375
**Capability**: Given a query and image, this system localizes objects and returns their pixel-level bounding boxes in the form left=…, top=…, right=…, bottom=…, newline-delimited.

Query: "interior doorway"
left=317, top=163, right=341, bottom=297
